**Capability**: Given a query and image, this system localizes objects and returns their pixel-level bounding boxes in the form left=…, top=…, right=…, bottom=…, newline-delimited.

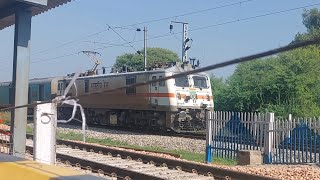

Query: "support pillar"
left=9, top=7, right=32, bottom=157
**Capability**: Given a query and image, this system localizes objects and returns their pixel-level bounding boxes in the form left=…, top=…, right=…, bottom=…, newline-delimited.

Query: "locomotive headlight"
left=200, top=102, right=208, bottom=109
left=176, top=93, right=181, bottom=100
left=185, top=95, right=191, bottom=102
left=206, top=94, right=210, bottom=101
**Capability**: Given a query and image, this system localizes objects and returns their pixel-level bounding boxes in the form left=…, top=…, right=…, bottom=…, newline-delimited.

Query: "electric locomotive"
left=0, top=61, right=214, bottom=132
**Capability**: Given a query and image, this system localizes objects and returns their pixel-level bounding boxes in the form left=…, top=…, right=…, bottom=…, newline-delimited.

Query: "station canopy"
left=0, top=0, right=71, bottom=30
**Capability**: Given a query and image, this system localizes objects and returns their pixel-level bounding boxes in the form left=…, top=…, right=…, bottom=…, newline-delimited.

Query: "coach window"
left=28, top=87, right=31, bottom=103
left=159, top=76, right=165, bottom=86
left=39, top=84, right=44, bottom=101
left=85, top=80, right=89, bottom=93
left=152, top=76, right=157, bottom=86
left=126, top=76, right=136, bottom=95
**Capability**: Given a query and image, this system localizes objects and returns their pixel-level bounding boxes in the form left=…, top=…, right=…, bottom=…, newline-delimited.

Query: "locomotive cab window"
left=193, top=76, right=208, bottom=89
left=159, top=76, right=165, bottom=86
left=126, top=76, right=136, bottom=95
left=175, top=76, right=189, bottom=87
left=152, top=76, right=157, bottom=86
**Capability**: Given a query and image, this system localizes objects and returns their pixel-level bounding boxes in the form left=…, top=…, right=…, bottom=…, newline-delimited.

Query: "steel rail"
left=24, top=145, right=164, bottom=180
left=24, top=134, right=278, bottom=180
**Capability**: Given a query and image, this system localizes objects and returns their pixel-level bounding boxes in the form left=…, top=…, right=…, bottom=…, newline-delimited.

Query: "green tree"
left=113, top=47, right=179, bottom=72
left=294, top=8, right=320, bottom=42
left=302, top=8, right=320, bottom=30
left=220, top=47, right=320, bottom=117
left=210, top=76, right=228, bottom=111
left=211, top=8, right=320, bottom=117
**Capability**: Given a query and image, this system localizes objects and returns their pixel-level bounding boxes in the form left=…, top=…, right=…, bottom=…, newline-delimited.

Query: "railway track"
left=60, top=123, right=206, bottom=140
left=21, top=135, right=278, bottom=180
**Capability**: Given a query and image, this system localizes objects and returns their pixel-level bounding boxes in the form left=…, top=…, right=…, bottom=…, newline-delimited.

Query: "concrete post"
left=34, top=102, right=57, bottom=165
left=205, top=110, right=213, bottom=163
left=10, top=7, right=32, bottom=157
left=264, top=112, right=274, bottom=164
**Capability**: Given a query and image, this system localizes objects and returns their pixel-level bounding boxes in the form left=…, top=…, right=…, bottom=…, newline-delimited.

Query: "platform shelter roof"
left=0, top=0, right=71, bottom=30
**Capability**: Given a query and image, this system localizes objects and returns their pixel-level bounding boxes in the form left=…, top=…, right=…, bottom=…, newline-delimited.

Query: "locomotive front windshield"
left=175, top=76, right=189, bottom=87
left=193, top=76, right=208, bottom=89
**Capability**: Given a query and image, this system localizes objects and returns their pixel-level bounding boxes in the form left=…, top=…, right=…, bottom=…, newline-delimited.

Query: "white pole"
left=264, top=112, right=274, bottom=164
left=79, top=105, right=86, bottom=142
left=288, top=114, right=292, bottom=139
left=205, top=110, right=213, bottom=163
left=33, top=102, right=57, bottom=165
left=144, top=27, right=147, bottom=71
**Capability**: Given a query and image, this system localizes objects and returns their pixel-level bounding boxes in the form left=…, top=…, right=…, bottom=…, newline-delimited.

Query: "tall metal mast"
left=170, top=21, right=190, bottom=63
left=144, top=27, right=147, bottom=71
left=182, top=23, right=189, bottom=63
left=136, top=27, right=148, bottom=71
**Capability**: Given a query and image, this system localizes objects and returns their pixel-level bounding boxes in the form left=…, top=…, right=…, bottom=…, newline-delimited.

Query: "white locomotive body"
left=0, top=62, right=214, bottom=132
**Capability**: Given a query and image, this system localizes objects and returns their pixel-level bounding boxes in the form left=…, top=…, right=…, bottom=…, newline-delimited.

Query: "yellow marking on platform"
left=0, top=160, right=84, bottom=180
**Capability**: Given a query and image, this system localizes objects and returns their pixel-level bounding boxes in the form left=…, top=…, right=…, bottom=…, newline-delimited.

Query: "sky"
left=0, top=0, right=318, bottom=81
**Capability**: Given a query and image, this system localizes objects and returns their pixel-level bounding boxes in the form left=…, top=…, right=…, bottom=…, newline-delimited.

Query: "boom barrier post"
left=33, top=102, right=57, bottom=165
left=205, top=110, right=213, bottom=163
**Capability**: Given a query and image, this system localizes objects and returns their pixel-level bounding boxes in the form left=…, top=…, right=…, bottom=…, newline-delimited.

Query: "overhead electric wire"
left=190, top=3, right=320, bottom=32
left=2, top=36, right=320, bottom=112
left=107, top=25, right=140, bottom=53
left=31, top=52, right=78, bottom=63
left=6, top=1, right=316, bottom=65
left=114, top=0, right=256, bottom=29
left=31, top=0, right=255, bottom=56
left=111, top=26, right=138, bottom=31
left=94, top=2, right=320, bottom=50
left=0, top=2, right=316, bottom=67
left=0, top=2, right=317, bottom=66
left=84, top=41, right=133, bottom=48
left=32, top=29, right=108, bottom=56
left=148, top=2, right=320, bottom=40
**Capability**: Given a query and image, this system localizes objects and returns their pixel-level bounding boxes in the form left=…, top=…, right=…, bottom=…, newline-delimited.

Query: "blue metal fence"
left=205, top=111, right=267, bottom=162
left=205, top=112, right=320, bottom=164
left=272, top=117, right=320, bottom=164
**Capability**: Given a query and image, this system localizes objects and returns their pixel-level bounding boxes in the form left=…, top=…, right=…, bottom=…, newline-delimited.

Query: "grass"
left=1, top=112, right=234, bottom=164
left=57, top=131, right=236, bottom=165
left=26, top=126, right=236, bottom=165
left=26, top=126, right=33, bottom=134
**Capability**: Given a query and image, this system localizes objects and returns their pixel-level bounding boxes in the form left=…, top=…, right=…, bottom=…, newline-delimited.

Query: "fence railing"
left=272, top=115, right=320, bottom=164
left=205, top=111, right=269, bottom=162
left=205, top=111, right=320, bottom=164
